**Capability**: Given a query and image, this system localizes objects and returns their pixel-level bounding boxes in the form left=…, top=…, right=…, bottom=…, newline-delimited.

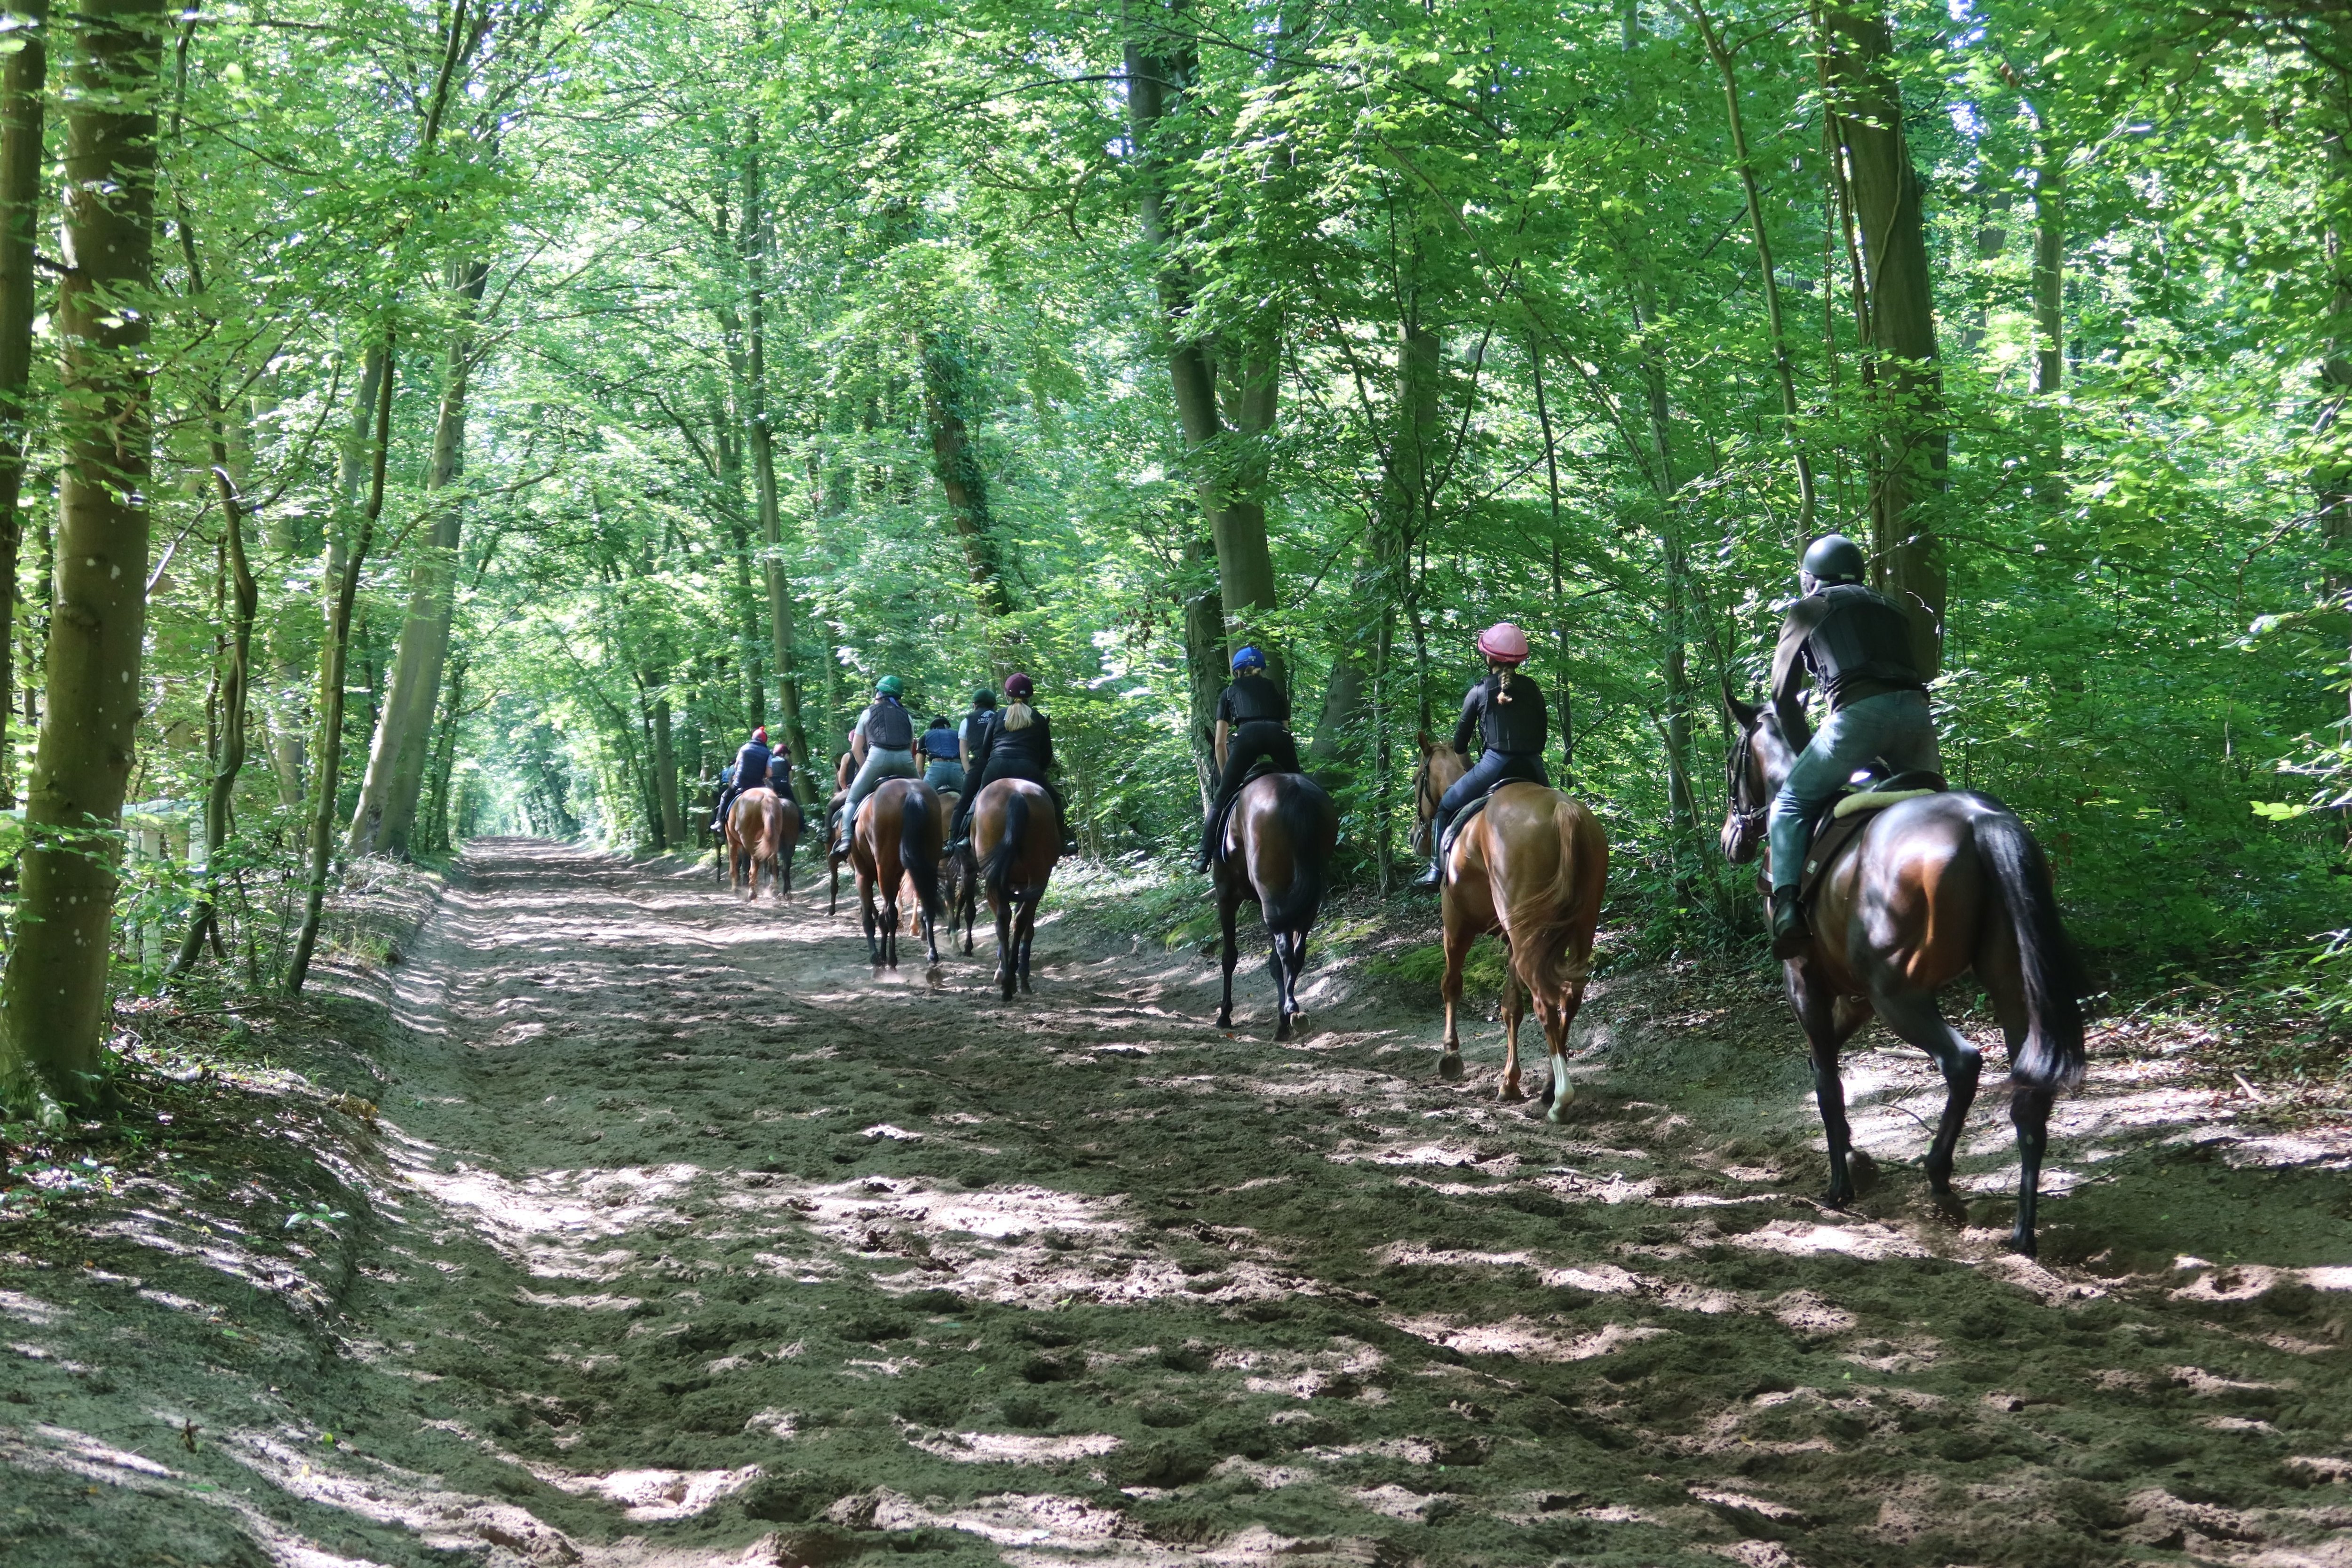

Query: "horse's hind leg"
left=1017, top=894, right=1039, bottom=994
left=2008, top=1082, right=2055, bottom=1257
left=1496, top=962, right=1526, bottom=1102
left=994, top=896, right=1015, bottom=1000
left=1870, top=986, right=1984, bottom=1199
left=1215, top=878, right=1240, bottom=1029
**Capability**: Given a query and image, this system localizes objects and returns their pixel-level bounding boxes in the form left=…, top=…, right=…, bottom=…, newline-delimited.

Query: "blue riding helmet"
left=1231, top=645, right=1267, bottom=673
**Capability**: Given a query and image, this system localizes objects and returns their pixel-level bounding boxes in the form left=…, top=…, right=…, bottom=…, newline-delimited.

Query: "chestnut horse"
left=725, top=787, right=798, bottom=900
left=971, top=777, right=1059, bottom=1000
left=850, top=776, right=942, bottom=968
left=1211, top=772, right=1338, bottom=1041
left=1411, top=736, right=1608, bottom=1121
left=826, top=750, right=856, bottom=916
left=1723, top=695, right=2086, bottom=1256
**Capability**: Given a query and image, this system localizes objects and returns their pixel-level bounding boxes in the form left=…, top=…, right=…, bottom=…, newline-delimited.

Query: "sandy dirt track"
left=5, top=836, right=2352, bottom=1567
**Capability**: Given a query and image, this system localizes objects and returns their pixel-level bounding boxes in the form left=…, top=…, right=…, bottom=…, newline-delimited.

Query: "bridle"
left=1726, top=725, right=1768, bottom=838
left=1409, top=752, right=1444, bottom=852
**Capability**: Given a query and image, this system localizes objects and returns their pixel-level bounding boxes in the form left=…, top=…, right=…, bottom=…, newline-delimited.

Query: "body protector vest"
left=733, top=742, right=771, bottom=791
left=1220, top=674, right=1289, bottom=726
left=864, top=698, right=914, bottom=751
left=1460, top=673, right=1548, bottom=756
left=958, top=709, right=992, bottom=756
left=991, top=712, right=1051, bottom=770
left=1800, top=584, right=1926, bottom=707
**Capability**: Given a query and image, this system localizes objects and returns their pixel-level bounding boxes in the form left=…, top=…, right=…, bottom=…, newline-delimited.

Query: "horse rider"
left=920, top=715, right=966, bottom=795
left=711, top=725, right=774, bottom=833
left=835, top=675, right=920, bottom=852
left=1764, top=533, right=1941, bottom=958
left=949, top=671, right=1079, bottom=854
left=1414, top=623, right=1550, bottom=888
left=958, top=687, right=997, bottom=769
left=1198, top=645, right=1299, bottom=870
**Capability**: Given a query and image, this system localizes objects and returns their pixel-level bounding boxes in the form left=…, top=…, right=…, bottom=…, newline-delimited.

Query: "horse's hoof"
left=2004, top=1231, right=2038, bottom=1258
left=1215, top=1009, right=1232, bottom=1028
left=1274, top=1019, right=1292, bottom=1043
left=1497, top=1078, right=1525, bottom=1103
left=1819, top=1187, right=1852, bottom=1211
left=1545, top=1093, right=1574, bottom=1125
left=1438, top=1052, right=1463, bottom=1081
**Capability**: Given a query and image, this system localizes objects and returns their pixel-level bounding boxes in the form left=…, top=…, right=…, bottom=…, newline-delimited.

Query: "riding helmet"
left=876, top=674, right=905, bottom=697
left=1231, top=645, right=1267, bottom=673
left=971, top=688, right=997, bottom=708
left=1004, top=672, right=1035, bottom=700
left=752, top=725, right=768, bottom=743
left=1476, top=622, right=1530, bottom=663
left=1802, top=533, right=1867, bottom=586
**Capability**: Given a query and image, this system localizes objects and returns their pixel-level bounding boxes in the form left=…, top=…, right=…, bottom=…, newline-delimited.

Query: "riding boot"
left=1770, top=887, right=1810, bottom=960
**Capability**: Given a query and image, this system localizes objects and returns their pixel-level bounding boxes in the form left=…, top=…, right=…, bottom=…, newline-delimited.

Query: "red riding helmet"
left=752, top=726, right=768, bottom=744
left=1476, top=622, right=1530, bottom=664
left=1004, top=672, right=1035, bottom=700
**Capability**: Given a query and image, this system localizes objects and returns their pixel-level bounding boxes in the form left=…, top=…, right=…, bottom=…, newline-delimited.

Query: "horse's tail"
left=1262, top=775, right=1334, bottom=936
left=983, top=786, right=1029, bottom=903
left=1972, top=805, right=2087, bottom=1094
left=1502, top=793, right=1600, bottom=1000
left=899, top=785, right=941, bottom=919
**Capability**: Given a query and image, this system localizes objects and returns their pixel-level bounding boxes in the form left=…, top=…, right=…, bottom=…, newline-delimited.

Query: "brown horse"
left=826, top=749, right=856, bottom=916
left=971, top=777, right=1059, bottom=1000
left=903, top=788, right=957, bottom=937
left=1412, top=736, right=1608, bottom=1121
left=1723, top=695, right=2087, bottom=1256
left=850, top=776, right=942, bottom=968
left=1212, top=772, right=1338, bottom=1041
left=725, top=787, right=798, bottom=900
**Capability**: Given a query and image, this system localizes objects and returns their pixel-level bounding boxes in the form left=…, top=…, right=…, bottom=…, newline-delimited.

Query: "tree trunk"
left=651, top=684, right=683, bottom=846
left=1689, top=0, right=1817, bottom=527
left=0, top=0, right=48, bottom=812
left=0, top=0, right=162, bottom=1120
left=1125, top=7, right=1283, bottom=674
left=421, top=650, right=466, bottom=855
left=921, top=328, right=1017, bottom=630
left=1311, top=324, right=1435, bottom=772
left=1821, top=1, right=1946, bottom=673
left=2032, top=147, right=2064, bottom=396
left=348, top=259, right=488, bottom=857
left=739, top=139, right=815, bottom=797
left=286, top=345, right=395, bottom=998
left=1631, top=296, right=1704, bottom=869
left=1180, top=529, right=1224, bottom=805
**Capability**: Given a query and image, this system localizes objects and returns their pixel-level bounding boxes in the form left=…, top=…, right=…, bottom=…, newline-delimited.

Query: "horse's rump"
left=1236, top=773, right=1337, bottom=933
left=976, top=778, right=1055, bottom=899
left=1476, top=783, right=1605, bottom=998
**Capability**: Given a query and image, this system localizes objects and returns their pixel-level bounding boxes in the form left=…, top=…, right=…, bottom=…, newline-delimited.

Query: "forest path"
left=18, top=836, right=2352, bottom=1568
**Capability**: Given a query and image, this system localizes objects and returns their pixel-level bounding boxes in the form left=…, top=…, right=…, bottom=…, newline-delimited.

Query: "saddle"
left=1796, top=768, right=1947, bottom=906
left=1437, top=778, right=1542, bottom=874
left=1208, top=758, right=1289, bottom=865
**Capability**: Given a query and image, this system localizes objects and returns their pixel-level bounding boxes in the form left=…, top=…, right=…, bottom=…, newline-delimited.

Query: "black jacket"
left=968, top=709, right=1054, bottom=780
left=732, top=741, right=771, bottom=791
left=1216, top=674, right=1290, bottom=727
left=1452, top=671, right=1547, bottom=756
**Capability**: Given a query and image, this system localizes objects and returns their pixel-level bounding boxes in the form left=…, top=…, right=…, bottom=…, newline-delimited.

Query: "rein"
left=1727, top=728, right=1767, bottom=833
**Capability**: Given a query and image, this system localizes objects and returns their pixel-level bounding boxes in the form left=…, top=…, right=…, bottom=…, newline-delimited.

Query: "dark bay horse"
left=902, top=788, right=957, bottom=938
left=1724, top=694, right=2087, bottom=1256
left=1211, top=772, right=1338, bottom=1041
left=1413, top=736, right=1608, bottom=1121
left=971, top=777, right=1059, bottom=1000
left=725, top=787, right=798, bottom=901
left=851, top=776, right=942, bottom=968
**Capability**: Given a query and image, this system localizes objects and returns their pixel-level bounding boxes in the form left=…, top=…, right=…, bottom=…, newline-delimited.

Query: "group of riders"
left=704, top=532, right=1935, bottom=956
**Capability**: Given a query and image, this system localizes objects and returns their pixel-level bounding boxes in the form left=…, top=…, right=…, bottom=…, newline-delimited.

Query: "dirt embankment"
left=5, top=837, right=2351, bottom=1568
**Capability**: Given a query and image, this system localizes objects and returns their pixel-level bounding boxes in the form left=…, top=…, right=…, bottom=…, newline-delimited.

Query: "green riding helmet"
left=1801, top=533, right=1867, bottom=587
left=876, top=674, right=905, bottom=697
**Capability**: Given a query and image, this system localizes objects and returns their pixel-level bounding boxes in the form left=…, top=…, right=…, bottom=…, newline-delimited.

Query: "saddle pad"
left=1831, top=786, right=1938, bottom=820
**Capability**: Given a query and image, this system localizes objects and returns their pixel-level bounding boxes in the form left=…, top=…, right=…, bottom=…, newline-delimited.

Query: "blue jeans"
left=1767, top=689, right=1940, bottom=893
left=1432, top=750, right=1549, bottom=850
left=923, top=758, right=967, bottom=795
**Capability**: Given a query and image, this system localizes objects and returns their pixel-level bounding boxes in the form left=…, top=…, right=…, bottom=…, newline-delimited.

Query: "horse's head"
left=1721, top=691, right=1798, bottom=866
left=1410, top=731, right=1468, bottom=853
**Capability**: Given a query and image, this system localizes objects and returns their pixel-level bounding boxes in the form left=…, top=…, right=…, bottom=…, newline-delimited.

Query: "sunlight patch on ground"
left=550, top=1464, right=760, bottom=1519
left=905, top=1428, right=1124, bottom=1464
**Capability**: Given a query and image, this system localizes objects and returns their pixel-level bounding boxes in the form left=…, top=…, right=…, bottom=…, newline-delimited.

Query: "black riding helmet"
left=1801, top=533, right=1867, bottom=588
